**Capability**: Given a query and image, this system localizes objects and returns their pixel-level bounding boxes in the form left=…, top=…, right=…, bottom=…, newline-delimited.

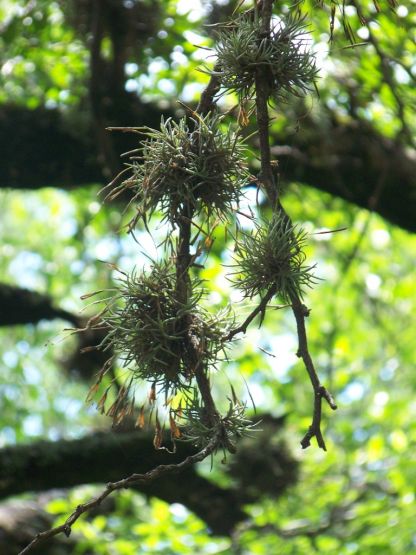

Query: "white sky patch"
left=208, top=290, right=222, bottom=305
left=344, top=5, right=357, bottom=16
left=262, top=332, right=297, bottom=380
left=95, top=227, right=163, bottom=275
left=380, top=357, right=398, bottom=381
left=180, top=82, right=206, bottom=102
left=158, top=78, right=176, bottom=95
left=246, top=382, right=266, bottom=405
left=23, top=414, right=43, bottom=437
left=8, top=251, right=44, bottom=290
left=357, top=26, right=370, bottom=40
left=365, top=273, right=382, bottom=297
left=93, top=237, right=120, bottom=261
left=316, top=261, right=337, bottom=281
left=88, top=201, right=101, bottom=215
left=148, top=58, right=169, bottom=74
left=394, top=64, right=410, bottom=85
left=230, top=287, right=244, bottom=304
left=171, top=50, right=188, bottom=66
left=23, top=364, right=41, bottom=385
left=374, top=391, right=389, bottom=406
left=125, top=62, right=138, bottom=76
left=371, top=228, right=390, bottom=249
left=237, top=187, right=257, bottom=230
left=2, top=351, right=18, bottom=368
left=125, top=79, right=139, bottom=93
left=397, top=5, right=409, bottom=17
left=370, top=391, right=389, bottom=418
left=313, top=41, right=336, bottom=78
left=176, top=0, right=203, bottom=21
left=170, top=503, right=189, bottom=522
left=339, top=381, right=365, bottom=403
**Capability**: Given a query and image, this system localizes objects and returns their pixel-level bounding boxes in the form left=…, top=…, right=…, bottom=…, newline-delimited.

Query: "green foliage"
left=213, top=14, right=318, bottom=101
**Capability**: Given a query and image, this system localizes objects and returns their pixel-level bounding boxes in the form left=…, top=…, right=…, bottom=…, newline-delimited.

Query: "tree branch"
left=18, top=433, right=221, bottom=554
left=0, top=284, right=80, bottom=327
left=225, top=286, right=277, bottom=341
left=290, top=296, right=337, bottom=450
left=0, top=429, right=249, bottom=537
left=1, top=104, right=415, bottom=234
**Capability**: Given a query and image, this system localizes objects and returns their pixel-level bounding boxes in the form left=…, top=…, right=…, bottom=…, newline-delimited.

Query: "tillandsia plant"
left=213, top=13, right=318, bottom=102
left=20, top=2, right=337, bottom=553
left=105, top=112, right=249, bottom=227
left=231, top=216, right=318, bottom=304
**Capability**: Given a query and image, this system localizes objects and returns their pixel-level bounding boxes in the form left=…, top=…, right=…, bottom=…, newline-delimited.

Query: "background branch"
left=18, top=434, right=220, bottom=554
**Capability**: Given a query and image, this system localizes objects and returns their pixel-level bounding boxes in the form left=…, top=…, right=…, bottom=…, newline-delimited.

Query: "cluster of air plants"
left=233, top=215, right=317, bottom=303
left=87, top=260, right=232, bottom=425
left=213, top=14, right=318, bottom=101
left=84, top=5, right=333, bottom=453
left=21, top=3, right=338, bottom=552
left=108, top=112, right=250, bottom=225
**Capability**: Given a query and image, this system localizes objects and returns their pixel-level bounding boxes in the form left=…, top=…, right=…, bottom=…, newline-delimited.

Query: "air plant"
left=177, top=389, right=255, bottom=453
left=88, top=260, right=232, bottom=424
left=213, top=14, right=318, bottom=101
left=232, top=215, right=317, bottom=303
left=110, top=112, right=250, bottom=225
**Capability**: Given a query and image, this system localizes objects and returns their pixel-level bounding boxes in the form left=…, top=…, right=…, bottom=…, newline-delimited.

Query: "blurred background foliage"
left=0, top=0, right=415, bottom=553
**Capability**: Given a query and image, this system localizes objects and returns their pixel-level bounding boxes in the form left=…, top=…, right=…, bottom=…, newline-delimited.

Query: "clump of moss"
left=213, top=15, right=318, bottom=101
left=231, top=215, right=317, bottom=303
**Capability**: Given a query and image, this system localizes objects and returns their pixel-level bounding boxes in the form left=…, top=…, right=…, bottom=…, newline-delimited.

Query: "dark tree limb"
left=1, top=103, right=415, bottom=234
left=272, top=117, right=416, bottom=233
left=0, top=284, right=80, bottom=327
left=0, top=430, right=246, bottom=543
left=18, top=434, right=221, bottom=554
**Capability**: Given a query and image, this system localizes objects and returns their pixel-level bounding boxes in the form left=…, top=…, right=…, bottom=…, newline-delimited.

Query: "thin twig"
left=290, top=294, right=337, bottom=450
left=225, top=286, right=276, bottom=341
left=18, top=436, right=219, bottom=555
